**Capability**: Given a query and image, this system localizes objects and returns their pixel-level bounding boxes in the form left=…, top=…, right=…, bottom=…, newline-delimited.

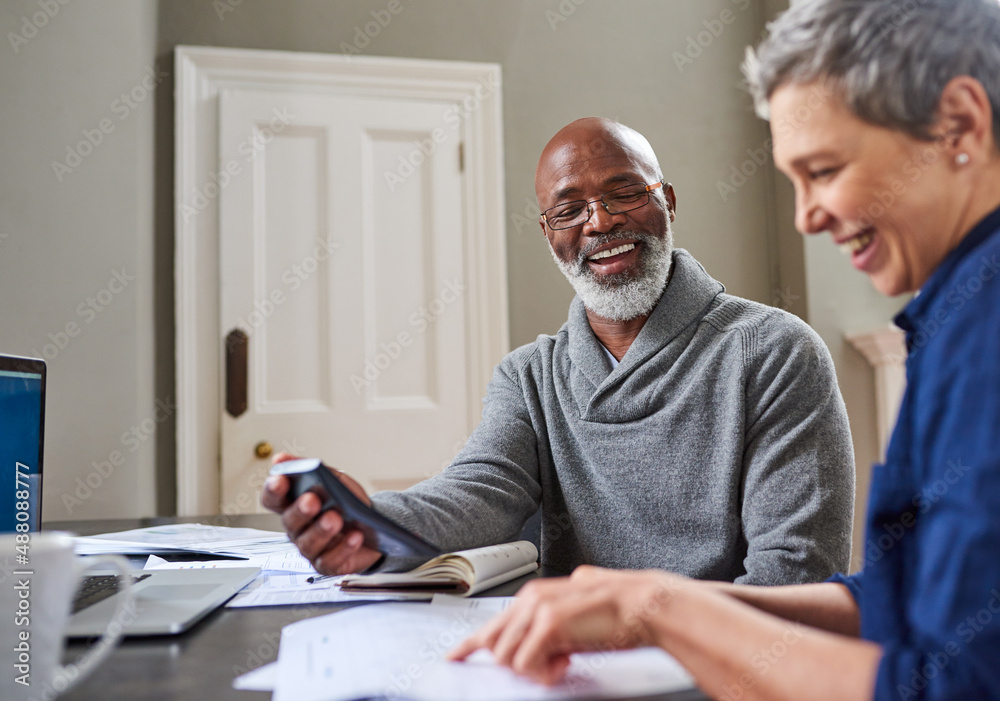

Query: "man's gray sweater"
left=372, top=249, right=855, bottom=584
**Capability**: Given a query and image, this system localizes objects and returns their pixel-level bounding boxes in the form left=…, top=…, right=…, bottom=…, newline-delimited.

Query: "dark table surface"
left=45, top=515, right=708, bottom=701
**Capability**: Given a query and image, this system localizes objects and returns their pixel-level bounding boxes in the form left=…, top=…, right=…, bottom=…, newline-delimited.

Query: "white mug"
left=1, top=532, right=134, bottom=700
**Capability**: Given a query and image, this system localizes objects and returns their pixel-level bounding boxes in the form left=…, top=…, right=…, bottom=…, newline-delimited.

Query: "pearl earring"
left=956, top=153, right=970, bottom=166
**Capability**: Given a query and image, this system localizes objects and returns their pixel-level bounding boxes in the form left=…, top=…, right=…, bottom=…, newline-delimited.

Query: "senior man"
left=263, top=117, right=855, bottom=585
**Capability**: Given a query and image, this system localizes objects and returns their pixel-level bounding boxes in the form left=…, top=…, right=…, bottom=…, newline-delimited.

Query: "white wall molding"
left=846, top=326, right=907, bottom=459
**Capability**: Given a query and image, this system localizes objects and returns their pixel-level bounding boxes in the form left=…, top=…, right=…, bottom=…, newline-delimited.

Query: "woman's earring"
left=956, top=153, right=971, bottom=166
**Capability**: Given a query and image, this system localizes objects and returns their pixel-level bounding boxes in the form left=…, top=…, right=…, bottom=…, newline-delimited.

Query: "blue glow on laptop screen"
left=0, top=369, right=43, bottom=533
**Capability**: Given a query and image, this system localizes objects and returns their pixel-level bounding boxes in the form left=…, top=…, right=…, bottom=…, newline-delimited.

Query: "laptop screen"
left=0, top=356, right=46, bottom=533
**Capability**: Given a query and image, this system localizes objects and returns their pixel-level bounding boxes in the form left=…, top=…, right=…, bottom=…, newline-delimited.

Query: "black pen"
left=306, top=573, right=336, bottom=584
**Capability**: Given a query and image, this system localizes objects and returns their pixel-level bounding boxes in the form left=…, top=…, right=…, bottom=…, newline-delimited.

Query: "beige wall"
left=0, top=1, right=167, bottom=520
left=155, top=0, right=788, bottom=341
left=2, top=0, right=899, bottom=566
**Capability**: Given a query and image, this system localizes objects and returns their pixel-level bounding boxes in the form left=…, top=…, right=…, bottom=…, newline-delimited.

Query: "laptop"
left=66, top=564, right=259, bottom=637
left=0, top=353, right=259, bottom=636
left=0, top=354, right=46, bottom=534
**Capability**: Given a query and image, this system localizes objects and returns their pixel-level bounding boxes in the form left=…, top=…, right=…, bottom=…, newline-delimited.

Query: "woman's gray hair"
left=744, top=0, right=1000, bottom=146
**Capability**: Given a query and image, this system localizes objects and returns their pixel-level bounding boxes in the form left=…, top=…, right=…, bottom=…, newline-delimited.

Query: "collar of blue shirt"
left=895, top=203, right=1000, bottom=348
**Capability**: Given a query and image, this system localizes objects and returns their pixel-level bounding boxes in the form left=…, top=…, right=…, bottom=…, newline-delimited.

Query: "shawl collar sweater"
left=373, top=249, right=854, bottom=583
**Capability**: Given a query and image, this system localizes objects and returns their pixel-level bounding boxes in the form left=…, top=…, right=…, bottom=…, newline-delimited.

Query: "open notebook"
left=339, top=541, right=538, bottom=599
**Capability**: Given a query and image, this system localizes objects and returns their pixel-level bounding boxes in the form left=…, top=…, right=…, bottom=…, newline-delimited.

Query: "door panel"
left=219, top=89, right=471, bottom=510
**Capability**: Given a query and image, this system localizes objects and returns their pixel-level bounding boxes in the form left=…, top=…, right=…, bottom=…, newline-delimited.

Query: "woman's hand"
left=448, top=566, right=684, bottom=685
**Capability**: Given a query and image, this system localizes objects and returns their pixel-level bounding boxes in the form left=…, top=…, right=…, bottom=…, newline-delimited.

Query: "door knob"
left=255, top=441, right=273, bottom=459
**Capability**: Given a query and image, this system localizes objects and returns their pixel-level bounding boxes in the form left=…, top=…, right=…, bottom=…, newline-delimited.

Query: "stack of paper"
left=74, top=523, right=318, bottom=573
left=74, top=524, right=412, bottom=606
left=74, top=523, right=293, bottom=557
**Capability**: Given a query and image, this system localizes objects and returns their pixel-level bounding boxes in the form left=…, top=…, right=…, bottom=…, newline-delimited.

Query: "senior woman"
left=449, top=0, right=1000, bottom=699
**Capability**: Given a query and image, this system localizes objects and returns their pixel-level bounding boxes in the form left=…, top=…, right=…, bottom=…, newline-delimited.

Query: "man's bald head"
left=534, top=118, right=675, bottom=323
left=534, top=118, right=664, bottom=208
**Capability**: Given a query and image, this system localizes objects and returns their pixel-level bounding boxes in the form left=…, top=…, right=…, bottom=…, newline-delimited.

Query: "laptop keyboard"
left=72, top=574, right=151, bottom=614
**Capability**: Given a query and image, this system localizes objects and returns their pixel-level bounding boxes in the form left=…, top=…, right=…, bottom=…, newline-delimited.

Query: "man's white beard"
left=549, top=220, right=673, bottom=322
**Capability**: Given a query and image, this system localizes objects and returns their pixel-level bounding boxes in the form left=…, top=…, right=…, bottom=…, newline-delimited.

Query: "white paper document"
left=227, top=572, right=403, bottom=608
left=143, top=554, right=258, bottom=570
left=270, top=596, right=695, bottom=701
left=233, top=662, right=279, bottom=691
left=141, top=551, right=407, bottom=608
left=79, top=523, right=319, bottom=579
left=75, top=523, right=291, bottom=557
left=430, top=594, right=514, bottom=614
left=247, top=547, right=317, bottom=573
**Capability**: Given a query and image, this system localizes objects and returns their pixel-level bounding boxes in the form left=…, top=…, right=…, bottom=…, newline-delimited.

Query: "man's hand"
left=260, top=452, right=382, bottom=575
left=447, top=566, right=683, bottom=685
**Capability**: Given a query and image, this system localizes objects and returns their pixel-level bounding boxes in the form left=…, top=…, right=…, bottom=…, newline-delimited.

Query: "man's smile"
left=581, top=239, right=642, bottom=277
left=588, top=242, right=636, bottom=261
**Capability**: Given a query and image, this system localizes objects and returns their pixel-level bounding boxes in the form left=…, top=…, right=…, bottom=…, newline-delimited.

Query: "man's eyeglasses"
left=540, top=180, right=665, bottom=231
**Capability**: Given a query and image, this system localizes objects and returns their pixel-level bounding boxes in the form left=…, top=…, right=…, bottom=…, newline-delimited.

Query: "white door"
left=175, top=48, right=507, bottom=517
left=218, top=88, right=474, bottom=511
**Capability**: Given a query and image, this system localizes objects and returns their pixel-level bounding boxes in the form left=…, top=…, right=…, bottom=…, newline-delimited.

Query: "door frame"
left=175, top=46, right=508, bottom=515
